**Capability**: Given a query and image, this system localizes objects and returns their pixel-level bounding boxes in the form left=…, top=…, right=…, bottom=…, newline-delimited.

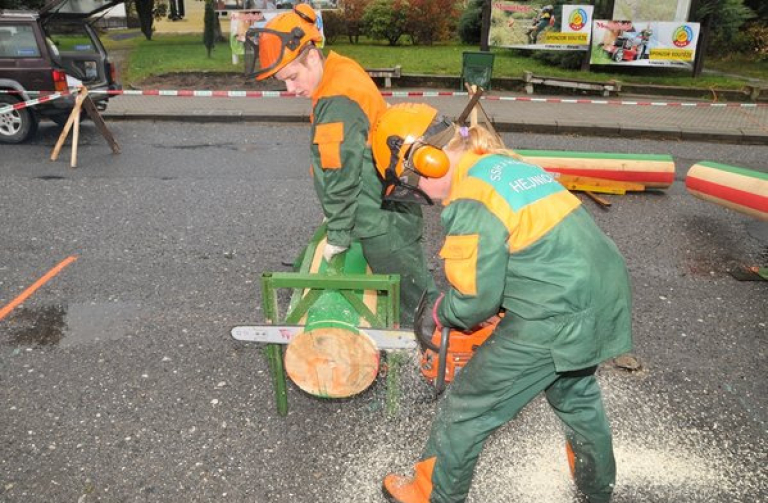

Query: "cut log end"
left=284, top=327, right=380, bottom=398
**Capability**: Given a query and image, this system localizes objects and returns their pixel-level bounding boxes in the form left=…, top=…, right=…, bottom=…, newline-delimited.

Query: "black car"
left=0, top=0, right=121, bottom=143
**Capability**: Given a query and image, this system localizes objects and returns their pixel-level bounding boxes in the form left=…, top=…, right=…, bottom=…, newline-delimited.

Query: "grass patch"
left=705, top=54, right=768, bottom=81
left=112, top=32, right=763, bottom=90
left=118, top=33, right=237, bottom=83
left=330, top=40, right=754, bottom=89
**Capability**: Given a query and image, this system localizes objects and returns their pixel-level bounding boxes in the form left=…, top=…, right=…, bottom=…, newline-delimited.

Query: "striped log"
left=686, top=162, right=768, bottom=221
left=284, top=239, right=381, bottom=398
left=517, top=150, right=676, bottom=189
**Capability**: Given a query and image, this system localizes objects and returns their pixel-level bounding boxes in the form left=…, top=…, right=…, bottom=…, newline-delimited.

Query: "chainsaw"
left=410, top=291, right=499, bottom=392
left=231, top=304, right=497, bottom=394
left=418, top=323, right=497, bottom=393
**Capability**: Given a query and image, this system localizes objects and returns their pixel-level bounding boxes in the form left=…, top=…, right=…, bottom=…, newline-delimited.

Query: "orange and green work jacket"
left=309, top=52, right=423, bottom=248
left=436, top=152, right=633, bottom=372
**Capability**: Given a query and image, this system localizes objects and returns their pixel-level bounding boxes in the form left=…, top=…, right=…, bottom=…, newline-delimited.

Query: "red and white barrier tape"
left=1, top=88, right=766, bottom=108
left=0, top=93, right=65, bottom=115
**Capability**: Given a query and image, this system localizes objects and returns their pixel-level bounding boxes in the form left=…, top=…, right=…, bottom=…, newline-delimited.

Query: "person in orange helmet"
left=248, top=5, right=438, bottom=325
left=371, top=103, right=633, bottom=503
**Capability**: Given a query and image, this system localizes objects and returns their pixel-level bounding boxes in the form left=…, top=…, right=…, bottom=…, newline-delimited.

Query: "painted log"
left=284, top=239, right=381, bottom=398
left=517, top=150, right=676, bottom=189
left=686, top=162, right=768, bottom=221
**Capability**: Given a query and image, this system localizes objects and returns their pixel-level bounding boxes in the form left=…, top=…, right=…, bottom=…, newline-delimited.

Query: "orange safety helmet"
left=371, top=103, right=454, bottom=205
left=250, top=4, right=323, bottom=81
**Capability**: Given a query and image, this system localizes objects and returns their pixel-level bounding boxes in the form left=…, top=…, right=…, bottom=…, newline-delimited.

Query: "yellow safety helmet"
left=371, top=103, right=454, bottom=204
left=251, top=4, right=323, bottom=81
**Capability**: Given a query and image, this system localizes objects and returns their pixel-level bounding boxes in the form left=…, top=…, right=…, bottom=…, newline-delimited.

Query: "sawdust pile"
left=332, top=371, right=767, bottom=502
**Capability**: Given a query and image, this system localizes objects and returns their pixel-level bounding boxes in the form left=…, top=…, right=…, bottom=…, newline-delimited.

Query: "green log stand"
left=260, top=223, right=401, bottom=416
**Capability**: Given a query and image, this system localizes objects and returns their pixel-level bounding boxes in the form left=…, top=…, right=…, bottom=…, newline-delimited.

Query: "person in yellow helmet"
left=371, top=103, right=633, bottom=503
left=249, top=5, right=438, bottom=325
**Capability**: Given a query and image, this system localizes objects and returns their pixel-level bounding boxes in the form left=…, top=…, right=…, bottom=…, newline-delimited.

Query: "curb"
left=393, top=74, right=765, bottom=103
left=102, top=113, right=767, bottom=145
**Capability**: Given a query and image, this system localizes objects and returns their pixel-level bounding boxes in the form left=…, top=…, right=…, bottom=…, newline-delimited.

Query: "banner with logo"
left=489, top=2, right=594, bottom=51
left=229, top=8, right=325, bottom=64
left=590, top=20, right=700, bottom=67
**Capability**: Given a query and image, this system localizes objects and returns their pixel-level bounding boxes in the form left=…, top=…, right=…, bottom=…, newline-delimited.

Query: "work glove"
left=414, top=292, right=444, bottom=348
left=322, top=243, right=348, bottom=263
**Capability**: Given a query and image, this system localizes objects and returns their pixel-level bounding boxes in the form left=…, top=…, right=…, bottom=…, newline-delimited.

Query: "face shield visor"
left=245, top=26, right=311, bottom=81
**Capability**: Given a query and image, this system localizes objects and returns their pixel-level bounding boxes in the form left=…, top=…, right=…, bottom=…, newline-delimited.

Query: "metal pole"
left=480, top=0, right=491, bottom=52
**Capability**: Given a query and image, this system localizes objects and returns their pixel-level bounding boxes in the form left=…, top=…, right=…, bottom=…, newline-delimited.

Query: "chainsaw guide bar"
left=231, top=325, right=418, bottom=350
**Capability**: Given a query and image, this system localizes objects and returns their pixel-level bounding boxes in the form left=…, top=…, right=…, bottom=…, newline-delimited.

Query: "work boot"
left=566, top=441, right=613, bottom=503
left=382, top=458, right=435, bottom=503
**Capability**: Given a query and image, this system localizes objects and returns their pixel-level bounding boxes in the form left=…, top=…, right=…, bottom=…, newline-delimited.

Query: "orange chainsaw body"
left=420, top=318, right=499, bottom=385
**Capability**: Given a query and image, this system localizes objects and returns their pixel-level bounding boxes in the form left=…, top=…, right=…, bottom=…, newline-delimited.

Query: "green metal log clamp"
left=260, top=223, right=401, bottom=416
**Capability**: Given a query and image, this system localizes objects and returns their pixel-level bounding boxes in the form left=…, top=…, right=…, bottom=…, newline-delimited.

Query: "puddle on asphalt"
left=4, top=302, right=139, bottom=348
left=5, top=305, right=66, bottom=346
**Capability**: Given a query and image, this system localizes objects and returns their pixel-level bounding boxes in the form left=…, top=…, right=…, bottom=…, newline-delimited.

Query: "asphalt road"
left=1, top=121, right=766, bottom=503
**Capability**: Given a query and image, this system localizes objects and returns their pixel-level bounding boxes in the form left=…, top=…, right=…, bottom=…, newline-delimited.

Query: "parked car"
left=0, top=0, right=121, bottom=143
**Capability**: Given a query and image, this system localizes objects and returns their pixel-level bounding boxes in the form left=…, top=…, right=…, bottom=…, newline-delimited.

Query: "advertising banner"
left=489, top=2, right=594, bottom=51
left=613, top=0, right=692, bottom=22
left=229, top=8, right=324, bottom=63
left=590, top=20, right=700, bottom=68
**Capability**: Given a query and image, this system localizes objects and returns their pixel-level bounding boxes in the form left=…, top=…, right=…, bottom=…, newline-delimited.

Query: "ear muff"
left=410, top=144, right=450, bottom=178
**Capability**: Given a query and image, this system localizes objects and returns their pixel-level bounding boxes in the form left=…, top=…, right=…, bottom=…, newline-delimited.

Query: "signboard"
left=490, top=2, right=594, bottom=51
left=590, top=20, right=700, bottom=68
left=229, top=8, right=325, bottom=63
left=613, top=0, right=692, bottom=22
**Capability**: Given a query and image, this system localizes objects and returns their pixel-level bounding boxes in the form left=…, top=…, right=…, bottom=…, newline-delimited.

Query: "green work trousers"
left=421, top=332, right=616, bottom=503
left=360, top=233, right=438, bottom=327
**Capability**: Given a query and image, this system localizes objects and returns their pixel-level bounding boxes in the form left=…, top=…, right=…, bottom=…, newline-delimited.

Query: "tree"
left=458, top=0, right=483, bottom=45
left=321, top=9, right=346, bottom=45
left=134, top=0, right=155, bottom=40
left=362, top=0, right=409, bottom=46
left=130, top=0, right=169, bottom=41
left=691, top=0, right=755, bottom=58
left=404, top=0, right=459, bottom=45
left=743, top=0, right=768, bottom=19
left=591, top=0, right=614, bottom=20
left=203, top=0, right=216, bottom=57
left=341, top=0, right=371, bottom=44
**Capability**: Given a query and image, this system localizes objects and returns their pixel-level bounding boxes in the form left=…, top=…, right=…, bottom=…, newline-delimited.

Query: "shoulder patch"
left=313, top=122, right=345, bottom=169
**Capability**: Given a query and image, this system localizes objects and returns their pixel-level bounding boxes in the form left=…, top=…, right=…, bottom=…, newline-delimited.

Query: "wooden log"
left=285, top=327, right=379, bottom=398
left=686, top=162, right=768, bottom=221
left=284, top=238, right=381, bottom=398
left=552, top=173, right=646, bottom=194
left=517, top=150, right=675, bottom=189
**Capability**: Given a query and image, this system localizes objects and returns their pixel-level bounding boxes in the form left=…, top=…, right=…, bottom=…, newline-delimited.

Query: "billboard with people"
left=228, top=2, right=325, bottom=65
left=590, top=20, right=700, bottom=67
left=489, top=2, right=594, bottom=51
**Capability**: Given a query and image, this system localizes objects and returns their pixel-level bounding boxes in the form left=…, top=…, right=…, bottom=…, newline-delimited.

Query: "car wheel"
left=0, top=95, right=38, bottom=144
left=613, top=49, right=624, bottom=62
